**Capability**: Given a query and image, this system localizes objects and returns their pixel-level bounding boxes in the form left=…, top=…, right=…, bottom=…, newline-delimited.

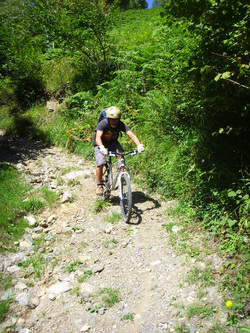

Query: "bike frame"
left=103, top=150, right=137, bottom=198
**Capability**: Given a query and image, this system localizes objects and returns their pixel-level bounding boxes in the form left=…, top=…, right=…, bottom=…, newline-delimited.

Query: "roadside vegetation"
left=0, top=0, right=249, bottom=328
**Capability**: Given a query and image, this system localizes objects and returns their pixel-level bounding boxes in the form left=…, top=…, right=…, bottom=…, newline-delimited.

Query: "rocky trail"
left=0, top=135, right=246, bottom=333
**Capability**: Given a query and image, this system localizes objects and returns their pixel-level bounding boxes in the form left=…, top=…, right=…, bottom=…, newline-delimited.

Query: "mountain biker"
left=93, top=106, right=144, bottom=196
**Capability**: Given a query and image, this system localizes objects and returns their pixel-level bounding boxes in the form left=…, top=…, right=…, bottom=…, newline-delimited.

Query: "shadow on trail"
left=0, top=133, right=51, bottom=166
left=110, top=190, right=161, bottom=225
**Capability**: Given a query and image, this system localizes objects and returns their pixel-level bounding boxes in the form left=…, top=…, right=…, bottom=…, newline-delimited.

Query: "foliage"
left=0, top=3, right=249, bottom=327
left=0, top=162, right=58, bottom=252
left=159, top=0, right=250, bottom=260
left=21, top=254, right=49, bottom=279
left=121, top=312, right=135, bottom=321
left=96, top=287, right=121, bottom=307
left=66, top=261, right=84, bottom=273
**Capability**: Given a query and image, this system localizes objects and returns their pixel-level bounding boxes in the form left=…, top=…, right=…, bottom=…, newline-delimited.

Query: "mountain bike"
left=102, top=150, right=138, bottom=223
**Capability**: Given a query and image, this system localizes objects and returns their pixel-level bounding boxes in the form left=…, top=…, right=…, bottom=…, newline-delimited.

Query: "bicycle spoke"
left=120, top=174, right=132, bottom=223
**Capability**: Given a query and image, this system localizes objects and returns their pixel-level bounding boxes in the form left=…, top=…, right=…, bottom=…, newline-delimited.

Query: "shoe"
left=96, top=184, right=103, bottom=196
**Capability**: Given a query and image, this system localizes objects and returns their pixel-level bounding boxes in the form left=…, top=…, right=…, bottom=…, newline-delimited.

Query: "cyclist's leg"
left=94, top=146, right=106, bottom=195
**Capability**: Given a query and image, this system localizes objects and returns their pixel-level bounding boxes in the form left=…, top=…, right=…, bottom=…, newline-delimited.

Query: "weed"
left=103, top=239, right=117, bottom=249
left=87, top=304, right=102, bottom=313
left=61, top=167, right=73, bottom=175
left=0, top=273, right=12, bottom=291
left=206, top=322, right=226, bottom=333
left=186, top=303, right=217, bottom=319
left=186, top=266, right=215, bottom=287
left=196, top=288, right=208, bottom=300
left=0, top=299, right=10, bottom=323
left=121, top=313, right=135, bottom=321
left=67, top=179, right=80, bottom=186
left=77, top=270, right=93, bottom=283
left=21, top=254, right=49, bottom=278
left=107, top=212, right=121, bottom=223
left=162, top=222, right=175, bottom=233
left=70, top=285, right=80, bottom=297
left=92, top=200, right=110, bottom=213
left=93, top=287, right=121, bottom=308
left=174, top=324, right=190, bottom=333
left=66, top=261, right=84, bottom=273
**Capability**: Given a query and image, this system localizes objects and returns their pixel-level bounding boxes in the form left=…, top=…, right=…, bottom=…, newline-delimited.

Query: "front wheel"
left=119, top=173, right=132, bottom=223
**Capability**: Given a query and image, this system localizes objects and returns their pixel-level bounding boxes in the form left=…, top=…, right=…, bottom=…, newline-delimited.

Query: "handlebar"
left=108, top=150, right=138, bottom=157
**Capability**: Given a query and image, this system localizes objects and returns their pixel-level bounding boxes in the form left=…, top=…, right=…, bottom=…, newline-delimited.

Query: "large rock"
left=47, top=282, right=72, bottom=295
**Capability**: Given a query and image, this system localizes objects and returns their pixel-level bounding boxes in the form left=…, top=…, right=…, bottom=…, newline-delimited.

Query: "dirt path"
left=0, top=136, right=246, bottom=333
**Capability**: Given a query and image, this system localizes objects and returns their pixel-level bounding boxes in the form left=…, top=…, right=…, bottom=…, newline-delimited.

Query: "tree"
left=107, top=0, right=147, bottom=10
left=152, top=0, right=164, bottom=8
left=23, top=0, right=117, bottom=84
left=161, top=0, right=250, bottom=170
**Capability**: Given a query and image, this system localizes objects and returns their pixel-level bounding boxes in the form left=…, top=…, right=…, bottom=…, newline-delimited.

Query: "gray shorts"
left=95, top=141, right=123, bottom=167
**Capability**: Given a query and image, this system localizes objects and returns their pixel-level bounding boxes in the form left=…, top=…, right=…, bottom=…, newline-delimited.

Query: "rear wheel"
left=120, top=173, right=132, bottom=223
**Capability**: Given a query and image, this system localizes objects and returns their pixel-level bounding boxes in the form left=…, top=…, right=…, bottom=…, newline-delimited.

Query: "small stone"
left=47, top=215, right=57, bottom=224
left=150, top=260, right=161, bottom=266
left=25, top=235, right=34, bottom=245
left=12, top=252, right=28, bottom=264
left=16, top=292, right=29, bottom=306
left=48, top=294, right=56, bottom=301
left=3, top=317, right=17, bottom=328
left=98, top=307, right=106, bottom=315
left=92, top=265, right=105, bottom=274
left=7, top=265, right=20, bottom=274
left=29, top=296, right=39, bottom=309
left=64, top=302, right=73, bottom=309
left=62, top=191, right=72, bottom=203
left=39, top=220, right=49, bottom=228
left=25, top=316, right=37, bottom=328
left=80, top=325, right=91, bottom=332
left=19, top=329, right=31, bottom=333
left=80, top=283, right=97, bottom=296
left=25, top=216, right=36, bottom=226
left=50, top=181, right=57, bottom=189
left=32, top=226, right=44, bottom=233
left=1, top=288, right=14, bottom=300
left=15, top=282, right=28, bottom=291
left=172, top=225, right=181, bottom=233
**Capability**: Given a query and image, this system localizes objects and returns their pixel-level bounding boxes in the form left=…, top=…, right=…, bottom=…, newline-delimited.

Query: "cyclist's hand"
left=137, top=144, right=144, bottom=154
left=99, top=145, right=108, bottom=155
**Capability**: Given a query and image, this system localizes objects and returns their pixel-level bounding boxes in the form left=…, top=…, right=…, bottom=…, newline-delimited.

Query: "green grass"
left=106, top=212, right=121, bottom=223
left=66, top=261, right=84, bottom=273
left=20, top=254, right=49, bottom=279
left=186, top=303, right=217, bottom=319
left=0, top=163, right=31, bottom=251
left=92, top=199, right=110, bottom=213
left=93, top=287, right=121, bottom=308
left=121, top=313, right=135, bottom=321
left=0, top=163, right=59, bottom=252
left=0, top=299, right=10, bottom=323
left=0, top=272, right=13, bottom=323
left=77, top=270, right=93, bottom=283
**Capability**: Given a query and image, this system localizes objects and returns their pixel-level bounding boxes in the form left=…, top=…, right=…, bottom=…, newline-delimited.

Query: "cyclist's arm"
left=96, top=130, right=104, bottom=147
left=126, top=130, right=141, bottom=146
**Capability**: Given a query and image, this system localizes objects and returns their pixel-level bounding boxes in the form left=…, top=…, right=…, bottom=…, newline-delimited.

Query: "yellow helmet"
left=106, top=106, right=121, bottom=119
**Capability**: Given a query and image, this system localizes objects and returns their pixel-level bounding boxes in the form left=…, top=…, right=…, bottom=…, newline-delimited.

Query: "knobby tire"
left=120, top=173, right=132, bottom=223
